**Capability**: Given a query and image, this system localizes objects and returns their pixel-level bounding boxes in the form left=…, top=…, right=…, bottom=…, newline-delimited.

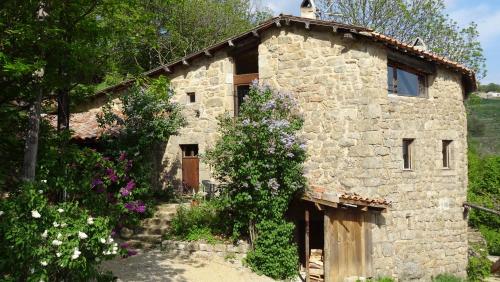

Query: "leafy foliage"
left=0, top=183, right=116, bottom=281
left=317, top=0, right=486, bottom=78
left=432, top=274, right=464, bottom=282
left=168, top=201, right=227, bottom=243
left=467, top=244, right=493, bottom=282
left=206, top=84, right=306, bottom=279
left=466, top=95, right=500, bottom=155
left=478, top=83, right=500, bottom=93
left=468, top=143, right=500, bottom=255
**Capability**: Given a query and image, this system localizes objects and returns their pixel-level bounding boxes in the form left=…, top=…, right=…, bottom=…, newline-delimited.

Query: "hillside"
left=467, top=96, right=500, bottom=155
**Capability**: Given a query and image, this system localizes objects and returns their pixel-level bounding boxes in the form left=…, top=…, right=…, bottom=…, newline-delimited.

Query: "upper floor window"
left=233, top=48, right=258, bottom=116
left=388, top=63, right=427, bottom=97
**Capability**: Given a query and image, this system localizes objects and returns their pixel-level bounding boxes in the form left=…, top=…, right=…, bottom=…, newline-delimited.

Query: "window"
left=235, top=85, right=250, bottom=116
left=187, top=92, right=196, bottom=103
left=403, top=139, right=414, bottom=170
left=388, top=63, right=426, bottom=97
left=233, top=48, right=258, bottom=116
left=181, top=144, right=198, bottom=157
left=442, top=140, right=452, bottom=168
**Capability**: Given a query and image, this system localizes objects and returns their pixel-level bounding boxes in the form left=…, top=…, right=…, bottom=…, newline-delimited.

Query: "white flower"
left=78, top=231, right=88, bottom=239
left=51, top=240, right=62, bottom=246
left=60, top=222, right=67, bottom=227
left=103, top=250, right=111, bottom=255
left=41, top=230, right=48, bottom=238
left=99, top=238, right=106, bottom=244
left=40, top=260, right=48, bottom=266
left=87, top=217, right=94, bottom=225
left=106, top=236, right=114, bottom=244
left=31, top=210, right=41, bottom=218
left=53, top=221, right=59, bottom=227
left=38, top=190, right=43, bottom=194
left=71, top=248, right=81, bottom=260
left=56, top=252, right=61, bottom=258
left=0, top=211, right=4, bottom=216
left=95, top=257, right=100, bottom=262
left=57, top=208, right=64, bottom=213
left=41, top=180, right=47, bottom=183
left=57, top=233, right=62, bottom=239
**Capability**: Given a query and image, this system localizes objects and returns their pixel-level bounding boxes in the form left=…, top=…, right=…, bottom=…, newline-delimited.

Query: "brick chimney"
left=301, top=0, right=317, bottom=19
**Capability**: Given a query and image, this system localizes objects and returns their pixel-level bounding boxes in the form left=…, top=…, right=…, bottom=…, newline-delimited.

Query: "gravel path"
left=101, top=249, right=275, bottom=282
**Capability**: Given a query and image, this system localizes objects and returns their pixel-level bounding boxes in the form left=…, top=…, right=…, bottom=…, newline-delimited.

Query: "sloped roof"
left=304, top=185, right=391, bottom=210
left=95, top=14, right=476, bottom=97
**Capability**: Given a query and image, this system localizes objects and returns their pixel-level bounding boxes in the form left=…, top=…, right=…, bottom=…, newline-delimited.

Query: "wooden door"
left=182, top=157, right=199, bottom=192
left=181, top=145, right=199, bottom=193
left=324, top=209, right=372, bottom=282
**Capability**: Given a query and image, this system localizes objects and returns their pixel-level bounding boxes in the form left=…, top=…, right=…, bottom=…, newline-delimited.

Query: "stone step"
left=131, top=234, right=162, bottom=244
left=141, top=217, right=171, bottom=227
left=125, top=239, right=154, bottom=250
left=143, top=226, right=170, bottom=236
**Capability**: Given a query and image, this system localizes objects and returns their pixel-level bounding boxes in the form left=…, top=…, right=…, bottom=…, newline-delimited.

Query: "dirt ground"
left=101, top=249, right=275, bottom=282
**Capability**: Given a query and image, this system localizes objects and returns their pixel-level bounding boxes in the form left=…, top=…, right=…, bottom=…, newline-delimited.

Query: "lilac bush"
left=205, top=82, right=306, bottom=279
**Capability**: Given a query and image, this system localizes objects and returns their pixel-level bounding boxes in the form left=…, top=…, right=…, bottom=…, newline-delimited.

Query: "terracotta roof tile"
left=307, top=185, right=391, bottom=208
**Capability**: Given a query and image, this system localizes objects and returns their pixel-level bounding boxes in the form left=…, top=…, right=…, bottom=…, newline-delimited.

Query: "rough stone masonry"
left=158, top=22, right=469, bottom=280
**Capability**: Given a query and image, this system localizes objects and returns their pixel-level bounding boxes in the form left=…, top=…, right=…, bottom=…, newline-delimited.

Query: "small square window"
left=187, top=92, right=196, bottom=103
left=403, top=139, right=414, bottom=170
left=442, top=140, right=452, bottom=168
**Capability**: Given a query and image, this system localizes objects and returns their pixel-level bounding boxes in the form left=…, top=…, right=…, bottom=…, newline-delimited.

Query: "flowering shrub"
left=0, top=184, right=117, bottom=281
left=205, top=83, right=306, bottom=279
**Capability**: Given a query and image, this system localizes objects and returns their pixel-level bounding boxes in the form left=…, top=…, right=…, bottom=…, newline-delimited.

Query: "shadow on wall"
left=162, top=156, right=182, bottom=193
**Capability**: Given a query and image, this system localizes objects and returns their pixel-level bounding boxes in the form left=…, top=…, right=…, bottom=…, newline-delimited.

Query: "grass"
left=467, top=97, right=500, bottom=155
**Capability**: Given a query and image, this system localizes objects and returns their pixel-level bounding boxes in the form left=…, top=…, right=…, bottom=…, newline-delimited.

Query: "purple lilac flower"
left=136, top=201, right=146, bottom=213
left=125, top=160, right=133, bottom=172
left=127, top=249, right=138, bottom=257
left=124, top=201, right=147, bottom=213
left=280, top=133, right=296, bottom=149
left=286, top=152, right=295, bottom=158
left=106, top=168, right=118, bottom=182
left=119, top=188, right=131, bottom=197
left=120, top=242, right=129, bottom=249
left=119, top=152, right=127, bottom=161
left=262, top=100, right=276, bottom=111
left=91, top=178, right=103, bottom=188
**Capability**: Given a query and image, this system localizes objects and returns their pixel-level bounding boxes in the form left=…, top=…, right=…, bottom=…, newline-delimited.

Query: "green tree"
left=478, top=83, right=500, bottom=93
left=317, top=0, right=486, bottom=78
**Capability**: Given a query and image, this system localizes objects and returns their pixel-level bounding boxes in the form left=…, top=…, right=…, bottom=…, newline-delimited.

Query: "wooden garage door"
left=324, top=209, right=372, bottom=282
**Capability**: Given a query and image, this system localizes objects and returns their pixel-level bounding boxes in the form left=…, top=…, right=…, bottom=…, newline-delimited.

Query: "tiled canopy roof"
left=95, top=14, right=476, bottom=97
left=304, top=185, right=391, bottom=210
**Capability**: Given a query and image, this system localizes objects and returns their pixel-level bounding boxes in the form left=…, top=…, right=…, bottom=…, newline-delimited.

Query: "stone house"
left=69, top=1, right=477, bottom=281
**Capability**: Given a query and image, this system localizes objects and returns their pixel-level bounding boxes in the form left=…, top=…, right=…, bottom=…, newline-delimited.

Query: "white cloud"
left=265, top=0, right=301, bottom=16
left=448, top=4, right=500, bottom=46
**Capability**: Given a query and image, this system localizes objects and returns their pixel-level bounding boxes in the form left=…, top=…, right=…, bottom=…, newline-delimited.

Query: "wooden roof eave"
left=302, top=195, right=388, bottom=213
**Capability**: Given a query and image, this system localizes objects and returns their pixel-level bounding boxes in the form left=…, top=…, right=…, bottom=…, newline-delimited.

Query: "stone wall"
left=161, top=52, right=235, bottom=188
left=258, top=26, right=468, bottom=280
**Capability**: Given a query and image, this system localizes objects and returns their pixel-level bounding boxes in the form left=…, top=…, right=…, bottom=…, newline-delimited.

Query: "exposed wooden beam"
left=305, top=21, right=310, bottom=30
left=332, top=26, right=338, bottom=33
left=182, top=59, right=189, bottom=66
left=162, top=66, right=172, bottom=73
left=314, top=202, right=323, bottom=211
left=274, top=19, right=281, bottom=27
left=251, top=30, right=259, bottom=38
left=228, top=40, right=235, bottom=47
left=302, top=195, right=338, bottom=209
left=204, top=50, right=212, bottom=57
left=285, top=18, right=291, bottom=25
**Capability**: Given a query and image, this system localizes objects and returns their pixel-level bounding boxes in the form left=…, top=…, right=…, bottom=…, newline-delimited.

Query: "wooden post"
left=305, top=208, right=310, bottom=282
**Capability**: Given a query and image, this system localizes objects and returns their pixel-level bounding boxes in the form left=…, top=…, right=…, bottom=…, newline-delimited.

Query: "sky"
left=264, top=0, right=500, bottom=84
